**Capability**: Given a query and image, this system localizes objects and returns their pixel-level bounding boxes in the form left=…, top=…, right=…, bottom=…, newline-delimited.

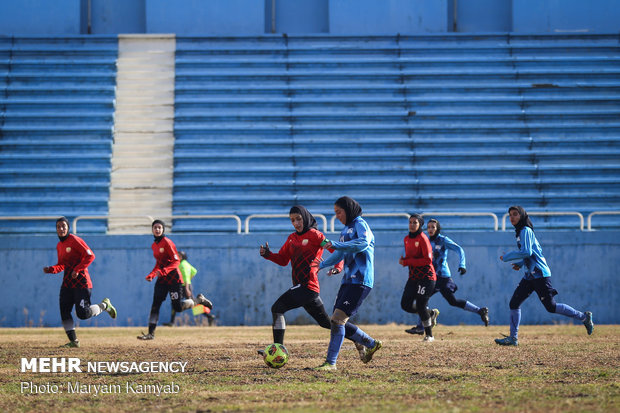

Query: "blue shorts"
left=333, top=283, right=372, bottom=317
left=434, top=277, right=458, bottom=295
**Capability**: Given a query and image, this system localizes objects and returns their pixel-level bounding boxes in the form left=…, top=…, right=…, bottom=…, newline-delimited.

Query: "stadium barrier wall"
left=1, top=0, right=619, bottom=35
left=0, top=231, right=617, bottom=328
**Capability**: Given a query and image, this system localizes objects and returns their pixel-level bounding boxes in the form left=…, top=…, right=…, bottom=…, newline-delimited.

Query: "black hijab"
left=335, top=196, right=362, bottom=226
left=289, top=205, right=318, bottom=235
left=152, top=219, right=166, bottom=243
left=56, top=216, right=70, bottom=242
left=409, top=213, right=424, bottom=238
left=508, top=206, right=534, bottom=238
left=428, top=218, right=441, bottom=241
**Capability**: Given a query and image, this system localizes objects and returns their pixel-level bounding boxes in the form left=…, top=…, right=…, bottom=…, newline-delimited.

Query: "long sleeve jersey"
left=501, top=226, right=551, bottom=279
left=402, top=232, right=436, bottom=281
left=179, top=260, right=197, bottom=285
left=320, top=216, right=374, bottom=288
left=430, top=234, right=466, bottom=278
left=47, top=234, right=95, bottom=289
left=264, top=228, right=330, bottom=293
left=149, top=236, right=183, bottom=285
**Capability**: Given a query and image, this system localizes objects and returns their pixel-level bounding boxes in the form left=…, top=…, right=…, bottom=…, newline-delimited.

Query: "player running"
left=258, top=205, right=341, bottom=352
left=164, top=251, right=215, bottom=326
left=405, top=218, right=489, bottom=334
left=43, top=217, right=117, bottom=348
left=496, top=206, right=594, bottom=346
left=312, top=197, right=382, bottom=371
left=138, top=220, right=213, bottom=340
left=399, top=214, right=437, bottom=342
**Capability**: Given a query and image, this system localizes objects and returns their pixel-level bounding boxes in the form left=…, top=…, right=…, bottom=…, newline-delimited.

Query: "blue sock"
left=348, top=324, right=376, bottom=349
left=326, top=323, right=345, bottom=365
left=554, top=303, right=585, bottom=320
left=464, top=301, right=481, bottom=313
left=510, top=308, right=521, bottom=339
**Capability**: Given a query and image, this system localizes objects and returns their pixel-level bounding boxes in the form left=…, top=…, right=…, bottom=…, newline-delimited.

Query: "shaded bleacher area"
left=173, top=33, right=620, bottom=232
left=0, top=36, right=117, bottom=234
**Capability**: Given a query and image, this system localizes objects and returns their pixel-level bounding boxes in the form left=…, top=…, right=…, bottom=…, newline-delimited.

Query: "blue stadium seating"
left=173, top=33, right=620, bottom=232
left=0, top=36, right=117, bottom=234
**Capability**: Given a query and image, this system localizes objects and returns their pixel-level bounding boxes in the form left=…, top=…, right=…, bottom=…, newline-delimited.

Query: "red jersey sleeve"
left=160, top=238, right=181, bottom=276
left=264, top=234, right=293, bottom=266
left=71, top=236, right=95, bottom=274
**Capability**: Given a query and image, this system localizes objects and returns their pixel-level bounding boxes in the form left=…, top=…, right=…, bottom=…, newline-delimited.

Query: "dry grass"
left=0, top=324, right=618, bottom=412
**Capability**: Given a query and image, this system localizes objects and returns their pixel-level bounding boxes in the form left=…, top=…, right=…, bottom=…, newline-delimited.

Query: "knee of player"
left=75, top=309, right=90, bottom=320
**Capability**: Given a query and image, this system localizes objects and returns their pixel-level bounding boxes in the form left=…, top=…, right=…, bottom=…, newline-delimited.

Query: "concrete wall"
left=0, top=0, right=618, bottom=35
left=1, top=231, right=616, bottom=329
left=329, top=0, right=448, bottom=34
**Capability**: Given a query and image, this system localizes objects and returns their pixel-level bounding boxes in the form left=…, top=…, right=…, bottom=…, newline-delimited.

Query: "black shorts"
left=434, top=276, right=458, bottom=295
left=510, top=277, right=558, bottom=309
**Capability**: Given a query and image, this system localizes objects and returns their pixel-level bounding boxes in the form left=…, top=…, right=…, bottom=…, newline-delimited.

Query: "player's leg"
left=74, top=288, right=116, bottom=320
left=496, top=279, right=532, bottom=346
left=138, top=282, right=167, bottom=339
left=59, top=287, right=79, bottom=347
left=439, top=280, right=489, bottom=326
left=415, top=279, right=436, bottom=341
left=270, top=285, right=308, bottom=344
left=534, top=277, right=593, bottom=335
left=170, top=282, right=194, bottom=312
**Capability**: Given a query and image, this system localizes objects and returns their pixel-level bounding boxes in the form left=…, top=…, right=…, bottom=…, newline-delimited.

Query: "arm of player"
left=262, top=237, right=292, bottom=267
left=444, top=236, right=466, bottom=272
left=501, top=228, right=534, bottom=263
left=72, top=237, right=95, bottom=275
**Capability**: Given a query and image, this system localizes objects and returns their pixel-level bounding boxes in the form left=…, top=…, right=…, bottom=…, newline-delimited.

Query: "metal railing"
left=330, top=213, right=411, bottom=233
left=587, top=211, right=620, bottom=231
left=73, top=215, right=243, bottom=234
left=421, top=212, right=499, bottom=231
left=501, top=211, right=585, bottom=231
left=245, top=214, right=328, bottom=234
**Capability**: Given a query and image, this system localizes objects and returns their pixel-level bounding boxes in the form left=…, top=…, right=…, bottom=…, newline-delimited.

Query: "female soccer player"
left=399, top=214, right=437, bottom=342
left=138, top=220, right=213, bottom=340
left=405, top=218, right=489, bottom=334
left=313, top=197, right=382, bottom=371
left=164, top=251, right=215, bottom=326
left=43, top=217, right=117, bottom=347
left=259, top=205, right=338, bottom=348
left=496, top=206, right=594, bottom=346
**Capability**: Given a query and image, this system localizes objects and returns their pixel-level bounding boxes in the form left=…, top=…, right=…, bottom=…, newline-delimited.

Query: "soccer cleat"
left=362, top=340, right=382, bottom=363
left=479, top=307, right=490, bottom=327
left=313, top=361, right=337, bottom=371
left=101, top=298, right=116, bottom=319
left=583, top=311, right=594, bottom=335
left=495, top=335, right=518, bottom=346
left=61, top=340, right=80, bottom=348
left=137, top=332, right=154, bottom=340
left=423, top=336, right=434, bottom=342
left=163, top=322, right=173, bottom=327
left=257, top=349, right=266, bottom=357
left=196, top=294, right=213, bottom=309
left=404, top=326, right=425, bottom=335
left=430, top=309, right=440, bottom=327
left=355, top=342, right=367, bottom=361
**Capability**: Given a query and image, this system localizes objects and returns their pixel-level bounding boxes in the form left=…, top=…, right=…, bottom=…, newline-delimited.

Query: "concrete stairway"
left=108, top=35, right=176, bottom=234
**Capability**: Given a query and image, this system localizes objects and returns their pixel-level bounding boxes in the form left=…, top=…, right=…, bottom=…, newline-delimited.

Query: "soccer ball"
left=263, top=343, right=289, bottom=369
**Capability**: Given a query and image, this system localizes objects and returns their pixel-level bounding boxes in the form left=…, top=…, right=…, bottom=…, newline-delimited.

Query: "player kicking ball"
left=43, top=217, right=117, bottom=348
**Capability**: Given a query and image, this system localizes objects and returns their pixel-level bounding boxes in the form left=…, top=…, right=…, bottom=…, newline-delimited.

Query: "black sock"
left=148, top=323, right=156, bottom=335
left=273, top=329, right=285, bottom=344
left=424, top=326, right=433, bottom=337
left=66, top=329, right=77, bottom=342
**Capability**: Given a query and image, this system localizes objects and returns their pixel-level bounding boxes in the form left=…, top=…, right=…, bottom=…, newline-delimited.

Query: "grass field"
left=0, top=324, right=618, bottom=412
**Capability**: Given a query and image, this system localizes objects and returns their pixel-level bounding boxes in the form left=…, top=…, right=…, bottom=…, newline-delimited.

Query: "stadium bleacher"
left=0, top=36, right=117, bottom=234
left=0, top=34, right=618, bottom=234
left=173, top=33, right=620, bottom=232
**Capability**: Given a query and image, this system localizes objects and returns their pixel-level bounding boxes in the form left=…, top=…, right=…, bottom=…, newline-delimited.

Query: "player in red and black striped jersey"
left=399, top=214, right=437, bottom=342
left=259, top=206, right=345, bottom=350
left=43, top=217, right=117, bottom=348
left=137, top=220, right=213, bottom=340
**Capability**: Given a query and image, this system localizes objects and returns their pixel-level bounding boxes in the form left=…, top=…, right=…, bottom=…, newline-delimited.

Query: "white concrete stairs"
left=108, top=35, right=176, bottom=234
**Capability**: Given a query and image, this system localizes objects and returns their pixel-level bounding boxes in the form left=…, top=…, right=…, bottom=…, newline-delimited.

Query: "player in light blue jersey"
left=405, top=218, right=489, bottom=334
left=312, top=196, right=382, bottom=371
left=495, top=206, right=594, bottom=346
